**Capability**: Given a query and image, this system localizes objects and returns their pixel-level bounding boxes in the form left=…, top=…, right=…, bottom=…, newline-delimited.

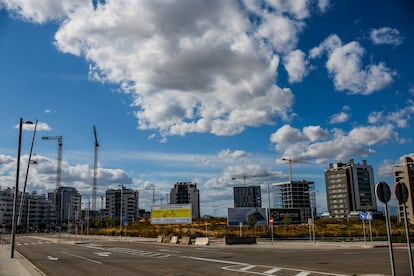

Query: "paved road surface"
left=6, top=234, right=413, bottom=275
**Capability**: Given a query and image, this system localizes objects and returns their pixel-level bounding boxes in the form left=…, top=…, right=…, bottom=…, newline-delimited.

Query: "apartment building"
left=169, top=182, right=200, bottom=219
left=105, top=187, right=139, bottom=223
left=393, top=155, right=414, bottom=224
left=233, top=186, right=262, bottom=208
left=324, top=159, right=377, bottom=218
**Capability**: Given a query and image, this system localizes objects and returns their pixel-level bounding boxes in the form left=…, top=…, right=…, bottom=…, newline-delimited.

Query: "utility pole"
left=42, top=136, right=63, bottom=190
left=92, top=125, right=99, bottom=211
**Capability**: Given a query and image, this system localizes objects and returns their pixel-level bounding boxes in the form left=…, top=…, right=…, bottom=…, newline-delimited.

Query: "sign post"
left=269, top=218, right=274, bottom=244
left=359, top=212, right=367, bottom=243
left=395, top=182, right=413, bottom=276
left=376, top=181, right=395, bottom=276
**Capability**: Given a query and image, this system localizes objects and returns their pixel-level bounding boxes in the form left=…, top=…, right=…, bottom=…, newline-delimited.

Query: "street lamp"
left=17, top=119, right=37, bottom=226
left=11, top=118, right=33, bottom=258
left=119, top=185, right=123, bottom=236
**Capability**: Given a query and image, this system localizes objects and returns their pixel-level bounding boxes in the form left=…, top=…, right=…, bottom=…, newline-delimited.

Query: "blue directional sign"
left=360, top=212, right=373, bottom=221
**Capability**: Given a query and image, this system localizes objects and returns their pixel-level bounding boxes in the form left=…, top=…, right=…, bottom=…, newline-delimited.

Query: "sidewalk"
left=0, top=241, right=43, bottom=276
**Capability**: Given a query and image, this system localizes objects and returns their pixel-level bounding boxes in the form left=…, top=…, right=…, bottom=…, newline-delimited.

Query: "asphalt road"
left=9, top=234, right=412, bottom=275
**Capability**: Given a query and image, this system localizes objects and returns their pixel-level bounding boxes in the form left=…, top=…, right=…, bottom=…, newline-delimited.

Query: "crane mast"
left=92, top=125, right=99, bottom=211
left=42, top=136, right=63, bottom=190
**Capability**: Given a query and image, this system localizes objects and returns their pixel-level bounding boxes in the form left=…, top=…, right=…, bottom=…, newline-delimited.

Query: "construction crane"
left=92, top=125, right=99, bottom=211
left=42, top=136, right=63, bottom=190
left=231, top=172, right=281, bottom=185
left=281, top=157, right=308, bottom=182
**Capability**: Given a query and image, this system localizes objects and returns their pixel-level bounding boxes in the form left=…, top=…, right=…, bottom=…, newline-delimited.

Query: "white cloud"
left=0, top=0, right=88, bottom=23
left=35, top=0, right=301, bottom=137
left=302, top=126, right=329, bottom=142
left=310, top=34, right=396, bottom=95
left=317, top=0, right=330, bottom=13
left=218, top=149, right=249, bottom=160
left=283, top=49, right=308, bottom=83
left=14, top=121, right=51, bottom=131
left=265, top=0, right=310, bottom=20
left=329, top=111, right=350, bottom=124
left=0, top=153, right=132, bottom=196
left=368, top=101, right=414, bottom=128
left=370, top=27, right=404, bottom=46
left=269, top=123, right=398, bottom=163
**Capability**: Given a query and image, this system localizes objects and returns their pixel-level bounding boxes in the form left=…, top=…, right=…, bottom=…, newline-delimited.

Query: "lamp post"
left=17, top=119, right=37, bottom=226
left=119, top=185, right=123, bottom=236
left=11, top=118, right=33, bottom=258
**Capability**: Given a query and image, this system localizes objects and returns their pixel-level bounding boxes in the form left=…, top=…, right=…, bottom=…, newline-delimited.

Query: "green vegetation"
left=80, top=217, right=414, bottom=242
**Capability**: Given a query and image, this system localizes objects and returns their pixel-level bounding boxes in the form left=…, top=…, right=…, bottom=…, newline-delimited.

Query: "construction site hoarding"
left=150, top=204, right=192, bottom=224
left=227, top=208, right=267, bottom=226
left=269, top=208, right=302, bottom=225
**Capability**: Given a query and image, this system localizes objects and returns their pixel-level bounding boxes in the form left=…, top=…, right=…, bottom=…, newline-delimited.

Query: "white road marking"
left=295, top=272, right=311, bottom=276
left=94, top=252, right=111, bottom=257
left=159, top=249, right=181, bottom=253
left=240, top=265, right=256, bottom=271
left=47, top=256, right=58, bottom=261
left=263, top=267, right=281, bottom=274
left=62, top=251, right=102, bottom=264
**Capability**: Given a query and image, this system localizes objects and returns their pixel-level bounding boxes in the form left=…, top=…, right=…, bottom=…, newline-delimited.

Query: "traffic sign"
left=269, top=218, right=274, bottom=224
left=360, top=212, right=366, bottom=221
left=395, top=182, right=409, bottom=203
left=365, top=212, right=373, bottom=220
left=376, top=181, right=391, bottom=204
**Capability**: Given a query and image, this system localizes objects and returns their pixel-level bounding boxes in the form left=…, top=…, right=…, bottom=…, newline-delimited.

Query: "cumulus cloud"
left=0, top=0, right=318, bottom=137
left=283, top=49, right=308, bottom=83
left=329, top=111, right=350, bottom=124
left=310, top=34, right=396, bottom=95
left=218, top=149, right=249, bottom=160
left=317, top=0, right=330, bottom=12
left=0, top=153, right=132, bottom=196
left=269, top=123, right=399, bottom=163
left=370, top=27, right=404, bottom=46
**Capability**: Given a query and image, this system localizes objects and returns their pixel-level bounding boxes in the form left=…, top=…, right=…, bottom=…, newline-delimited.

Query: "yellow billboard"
left=151, top=204, right=192, bottom=224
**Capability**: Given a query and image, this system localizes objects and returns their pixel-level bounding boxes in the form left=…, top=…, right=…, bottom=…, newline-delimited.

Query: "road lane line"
left=294, top=272, right=310, bottom=276
left=185, top=256, right=249, bottom=266
left=240, top=265, right=256, bottom=271
left=263, top=267, right=281, bottom=274
left=61, top=251, right=102, bottom=264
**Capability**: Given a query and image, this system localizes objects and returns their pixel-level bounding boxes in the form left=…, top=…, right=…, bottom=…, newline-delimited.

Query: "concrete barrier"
left=156, top=235, right=163, bottom=243
left=162, top=236, right=171, bottom=243
left=180, top=236, right=191, bottom=245
left=170, top=236, right=178, bottom=244
left=195, top=237, right=209, bottom=245
left=225, top=237, right=257, bottom=245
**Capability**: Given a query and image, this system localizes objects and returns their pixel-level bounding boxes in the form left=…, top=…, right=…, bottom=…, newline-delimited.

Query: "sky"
left=0, top=0, right=413, bottom=217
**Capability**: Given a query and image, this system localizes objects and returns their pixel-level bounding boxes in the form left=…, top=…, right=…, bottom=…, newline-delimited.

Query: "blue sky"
left=0, top=0, right=413, bottom=216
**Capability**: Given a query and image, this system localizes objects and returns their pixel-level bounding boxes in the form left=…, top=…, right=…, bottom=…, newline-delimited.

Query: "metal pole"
left=403, top=203, right=414, bottom=275
left=120, top=186, right=123, bottom=236
left=11, top=118, right=23, bottom=258
left=26, top=199, right=30, bottom=232
left=384, top=202, right=396, bottom=276
left=17, top=120, right=37, bottom=226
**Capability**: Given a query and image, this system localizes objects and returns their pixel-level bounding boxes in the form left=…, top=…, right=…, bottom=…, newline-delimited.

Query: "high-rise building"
left=169, top=182, right=200, bottom=219
left=105, top=187, right=139, bottom=223
left=233, top=186, right=262, bottom=208
left=272, top=180, right=315, bottom=222
left=324, top=159, right=377, bottom=218
left=48, top=187, right=81, bottom=227
left=393, top=155, right=414, bottom=224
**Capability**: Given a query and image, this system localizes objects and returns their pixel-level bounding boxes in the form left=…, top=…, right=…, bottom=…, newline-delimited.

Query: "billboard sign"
left=227, top=208, right=267, bottom=226
left=269, top=208, right=302, bottom=225
left=151, top=204, right=192, bottom=224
